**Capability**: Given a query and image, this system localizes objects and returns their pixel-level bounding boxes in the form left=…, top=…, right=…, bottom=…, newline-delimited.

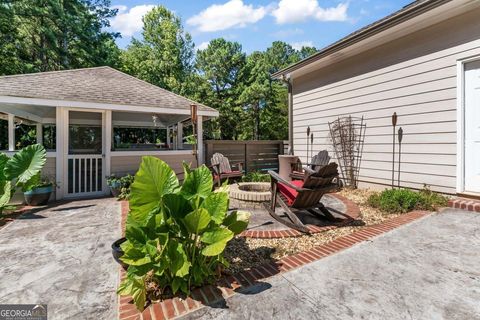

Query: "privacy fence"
left=204, top=140, right=285, bottom=173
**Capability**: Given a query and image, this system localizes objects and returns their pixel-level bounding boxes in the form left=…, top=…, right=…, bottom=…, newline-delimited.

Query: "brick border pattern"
left=448, top=198, right=480, bottom=212
left=118, top=200, right=428, bottom=320
left=240, top=193, right=361, bottom=238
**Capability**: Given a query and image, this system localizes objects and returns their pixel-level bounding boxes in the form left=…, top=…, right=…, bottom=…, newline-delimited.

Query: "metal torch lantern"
left=391, top=112, right=398, bottom=188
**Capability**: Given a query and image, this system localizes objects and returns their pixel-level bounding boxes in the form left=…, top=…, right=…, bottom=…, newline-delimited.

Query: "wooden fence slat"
left=204, top=140, right=284, bottom=174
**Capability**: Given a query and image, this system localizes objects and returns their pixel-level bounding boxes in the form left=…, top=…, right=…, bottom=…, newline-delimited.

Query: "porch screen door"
left=66, top=110, right=105, bottom=197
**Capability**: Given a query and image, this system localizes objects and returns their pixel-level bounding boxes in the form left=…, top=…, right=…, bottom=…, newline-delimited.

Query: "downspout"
left=282, top=74, right=294, bottom=155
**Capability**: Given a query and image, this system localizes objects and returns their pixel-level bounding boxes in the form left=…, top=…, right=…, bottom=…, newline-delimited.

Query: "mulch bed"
left=223, top=188, right=404, bottom=274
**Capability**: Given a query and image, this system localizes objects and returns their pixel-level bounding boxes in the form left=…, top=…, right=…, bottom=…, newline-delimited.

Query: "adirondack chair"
left=290, top=150, right=331, bottom=180
left=265, top=162, right=340, bottom=233
left=209, top=153, right=244, bottom=187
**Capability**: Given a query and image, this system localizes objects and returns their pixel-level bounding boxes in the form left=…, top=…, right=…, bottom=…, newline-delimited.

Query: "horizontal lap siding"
left=111, top=154, right=196, bottom=180
left=292, top=9, right=480, bottom=194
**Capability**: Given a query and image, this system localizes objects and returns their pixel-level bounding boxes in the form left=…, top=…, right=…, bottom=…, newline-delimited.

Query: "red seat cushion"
left=278, top=180, right=304, bottom=205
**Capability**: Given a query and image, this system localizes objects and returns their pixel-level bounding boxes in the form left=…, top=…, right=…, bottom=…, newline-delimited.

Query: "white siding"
left=292, top=9, right=480, bottom=194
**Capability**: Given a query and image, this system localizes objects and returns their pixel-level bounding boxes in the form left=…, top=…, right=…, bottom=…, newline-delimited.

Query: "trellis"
left=328, top=116, right=366, bottom=188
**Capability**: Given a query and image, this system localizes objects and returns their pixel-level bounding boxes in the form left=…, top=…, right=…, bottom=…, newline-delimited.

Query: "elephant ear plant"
left=118, top=157, right=250, bottom=311
left=0, top=144, right=47, bottom=214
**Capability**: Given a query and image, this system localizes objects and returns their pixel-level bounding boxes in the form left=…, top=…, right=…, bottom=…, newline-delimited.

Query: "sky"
left=108, top=0, right=412, bottom=53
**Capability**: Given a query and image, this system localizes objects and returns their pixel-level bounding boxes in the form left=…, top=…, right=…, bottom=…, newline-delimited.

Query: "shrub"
left=108, top=174, right=135, bottom=200
left=117, top=157, right=250, bottom=311
left=241, top=171, right=270, bottom=183
left=367, top=186, right=448, bottom=214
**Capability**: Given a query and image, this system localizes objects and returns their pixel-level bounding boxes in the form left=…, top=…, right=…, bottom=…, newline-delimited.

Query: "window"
left=15, top=120, right=36, bottom=150
left=43, top=125, right=56, bottom=151
left=113, top=127, right=168, bottom=150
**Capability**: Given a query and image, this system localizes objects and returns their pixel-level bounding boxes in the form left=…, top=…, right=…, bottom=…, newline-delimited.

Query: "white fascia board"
left=0, top=96, right=219, bottom=117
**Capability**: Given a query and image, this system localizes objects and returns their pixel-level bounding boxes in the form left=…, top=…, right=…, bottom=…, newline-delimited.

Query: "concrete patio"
left=182, top=208, right=480, bottom=320
left=0, top=198, right=120, bottom=319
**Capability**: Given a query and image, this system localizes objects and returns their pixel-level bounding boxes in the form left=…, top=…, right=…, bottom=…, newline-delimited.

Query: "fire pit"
left=229, top=182, right=271, bottom=209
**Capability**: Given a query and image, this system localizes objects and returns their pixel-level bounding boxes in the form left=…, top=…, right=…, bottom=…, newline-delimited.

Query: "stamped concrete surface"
left=0, top=198, right=120, bottom=320
left=182, top=208, right=480, bottom=320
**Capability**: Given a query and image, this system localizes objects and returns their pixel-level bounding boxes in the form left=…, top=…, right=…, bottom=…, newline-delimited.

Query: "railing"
left=204, top=140, right=284, bottom=173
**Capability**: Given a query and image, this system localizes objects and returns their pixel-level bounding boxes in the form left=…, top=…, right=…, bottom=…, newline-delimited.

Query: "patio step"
left=448, top=198, right=480, bottom=212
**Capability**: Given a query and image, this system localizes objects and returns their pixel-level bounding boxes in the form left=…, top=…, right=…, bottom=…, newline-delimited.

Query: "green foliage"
left=0, top=0, right=119, bottom=75
left=118, top=157, right=250, bottom=310
left=0, top=144, right=47, bottom=213
left=21, top=174, right=54, bottom=192
left=367, top=186, right=448, bottom=214
left=241, top=171, right=271, bottom=183
left=107, top=174, right=135, bottom=200
left=120, top=6, right=194, bottom=94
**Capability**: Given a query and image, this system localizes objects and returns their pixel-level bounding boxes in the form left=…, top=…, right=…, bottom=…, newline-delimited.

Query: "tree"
left=195, top=38, right=247, bottom=140
left=0, top=0, right=119, bottom=75
left=238, top=42, right=317, bottom=141
left=120, top=6, right=194, bottom=94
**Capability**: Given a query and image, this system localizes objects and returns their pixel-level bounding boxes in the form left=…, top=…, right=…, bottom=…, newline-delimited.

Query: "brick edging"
left=448, top=198, right=480, bottom=212
left=240, top=193, right=361, bottom=238
left=118, top=201, right=429, bottom=320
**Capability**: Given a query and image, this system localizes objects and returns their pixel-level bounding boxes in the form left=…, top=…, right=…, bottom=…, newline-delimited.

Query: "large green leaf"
left=129, top=156, right=179, bottom=224
left=0, top=181, right=12, bottom=209
left=168, top=240, right=191, bottom=277
left=223, top=210, right=251, bottom=235
left=180, top=165, right=213, bottom=200
left=125, top=224, right=148, bottom=246
left=0, top=153, right=9, bottom=181
left=117, top=276, right=147, bottom=311
left=162, top=193, right=193, bottom=221
left=201, top=226, right=234, bottom=256
left=121, top=247, right=152, bottom=266
left=182, top=208, right=211, bottom=234
left=201, top=192, right=228, bottom=224
left=4, top=144, right=46, bottom=184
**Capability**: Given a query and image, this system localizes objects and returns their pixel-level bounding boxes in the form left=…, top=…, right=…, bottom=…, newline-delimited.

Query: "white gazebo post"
left=7, top=113, right=14, bottom=151
left=55, top=107, right=66, bottom=200
left=104, top=110, right=112, bottom=194
left=36, top=123, right=43, bottom=145
left=177, top=122, right=183, bottom=150
left=166, top=126, right=172, bottom=147
left=197, top=115, right=204, bottom=165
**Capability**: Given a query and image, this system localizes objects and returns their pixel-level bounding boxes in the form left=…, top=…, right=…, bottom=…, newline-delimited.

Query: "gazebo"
left=0, top=67, right=218, bottom=200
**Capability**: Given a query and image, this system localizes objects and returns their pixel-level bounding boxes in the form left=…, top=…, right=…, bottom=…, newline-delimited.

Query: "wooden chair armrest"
left=208, top=163, right=220, bottom=173
left=231, top=161, right=244, bottom=171
left=268, top=171, right=308, bottom=192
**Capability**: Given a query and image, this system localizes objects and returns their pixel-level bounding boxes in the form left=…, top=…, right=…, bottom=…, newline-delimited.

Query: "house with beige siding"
left=273, top=0, right=480, bottom=196
left=0, top=67, right=218, bottom=200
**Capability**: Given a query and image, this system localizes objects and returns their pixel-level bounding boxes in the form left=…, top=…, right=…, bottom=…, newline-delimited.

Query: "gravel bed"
left=224, top=188, right=402, bottom=275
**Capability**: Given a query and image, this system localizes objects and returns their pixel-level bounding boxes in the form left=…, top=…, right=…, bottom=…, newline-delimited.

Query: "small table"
left=278, top=155, right=299, bottom=181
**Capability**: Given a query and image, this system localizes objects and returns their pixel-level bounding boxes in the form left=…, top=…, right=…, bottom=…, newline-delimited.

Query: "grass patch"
left=367, top=186, right=448, bottom=214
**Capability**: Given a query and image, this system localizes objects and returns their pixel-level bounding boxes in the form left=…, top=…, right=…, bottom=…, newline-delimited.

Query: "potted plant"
left=22, top=175, right=54, bottom=206
left=107, top=175, right=122, bottom=197
left=0, top=144, right=47, bottom=214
